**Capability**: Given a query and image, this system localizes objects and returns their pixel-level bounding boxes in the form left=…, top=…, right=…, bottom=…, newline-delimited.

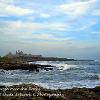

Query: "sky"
left=0, top=0, right=100, bottom=60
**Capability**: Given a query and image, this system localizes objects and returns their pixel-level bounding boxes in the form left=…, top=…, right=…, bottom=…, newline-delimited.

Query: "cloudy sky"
left=0, top=0, right=100, bottom=60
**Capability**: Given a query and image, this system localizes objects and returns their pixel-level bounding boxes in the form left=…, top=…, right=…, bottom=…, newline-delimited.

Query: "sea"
left=0, top=60, right=100, bottom=89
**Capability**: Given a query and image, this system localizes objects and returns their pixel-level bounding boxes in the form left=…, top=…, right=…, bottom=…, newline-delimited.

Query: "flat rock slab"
left=0, top=62, right=54, bottom=71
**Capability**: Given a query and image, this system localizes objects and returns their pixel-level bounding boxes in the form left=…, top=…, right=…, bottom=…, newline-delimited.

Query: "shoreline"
left=0, top=62, right=54, bottom=71
left=0, top=60, right=100, bottom=99
left=0, top=84, right=100, bottom=100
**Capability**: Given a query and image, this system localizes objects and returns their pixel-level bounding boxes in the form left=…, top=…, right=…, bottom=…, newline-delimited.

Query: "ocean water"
left=0, top=60, right=100, bottom=89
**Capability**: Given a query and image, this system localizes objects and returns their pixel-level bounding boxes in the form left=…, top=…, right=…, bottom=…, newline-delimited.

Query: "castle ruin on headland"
left=5, top=50, right=75, bottom=61
left=5, top=50, right=42, bottom=58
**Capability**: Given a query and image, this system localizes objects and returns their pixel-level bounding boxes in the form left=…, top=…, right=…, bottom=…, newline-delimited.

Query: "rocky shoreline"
left=0, top=62, right=54, bottom=71
left=0, top=84, right=100, bottom=100
left=0, top=60, right=100, bottom=100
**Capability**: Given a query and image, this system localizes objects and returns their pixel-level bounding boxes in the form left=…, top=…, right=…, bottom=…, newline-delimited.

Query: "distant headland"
left=0, top=50, right=75, bottom=71
left=4, top=50, right=75, bottom=61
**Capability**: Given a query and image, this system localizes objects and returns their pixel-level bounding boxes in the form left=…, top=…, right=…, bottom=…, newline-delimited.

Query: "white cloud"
left=7, top=21, right=66, bottom=31
left=0, top=2, right=34, bottom=16
left=0, top=21, right=71, bottom=41
left=40, top=13, right=50, bottom=18
left=56, top=0, right=96, bottom=19
left=24, top=33, right=70, bottom=41
left=57, top=2, right=87, bottom=14
left=0, top=0, right=14, bottom=4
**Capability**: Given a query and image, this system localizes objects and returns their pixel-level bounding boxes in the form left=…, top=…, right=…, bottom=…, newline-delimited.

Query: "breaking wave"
left=0, top=61, right=100, bottom=89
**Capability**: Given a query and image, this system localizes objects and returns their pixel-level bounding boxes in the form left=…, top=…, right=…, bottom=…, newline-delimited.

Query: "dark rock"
left=0, top=62, right=54, bottom=71
left=0, top=84, right=100, bottom=100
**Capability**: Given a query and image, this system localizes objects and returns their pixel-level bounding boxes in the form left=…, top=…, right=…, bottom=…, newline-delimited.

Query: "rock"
left=0, top=62, right=54, bottom=71
left=0, top=84, right=100, bottom=100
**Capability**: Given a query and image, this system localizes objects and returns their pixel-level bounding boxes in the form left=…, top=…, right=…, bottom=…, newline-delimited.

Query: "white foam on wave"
left=0, top=61, right=99, bottom=89
left=0, top=80, right=100, bottom=89
left=52, top=63, right=77, bottom=70
left=0, top=82, right=49, bottom=89
left=0, top=82, right=23, bottom=86
left=29, top=80, right=100, bottom=89
left=34, top=61, right=50, bottom=65
left=33, top=61, right=77, bottom=71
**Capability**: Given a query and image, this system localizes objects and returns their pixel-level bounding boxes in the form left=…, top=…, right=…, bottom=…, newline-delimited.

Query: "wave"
left=56, top=64, right=77, bottom=70
left=84, top=73, right=100, bottom=80
left=0, top=82, right=23, bottom=86
left=0, top=61, right=100, bottom=89
left=33, top=61, right=78, bottom=71
left=66, top=66, right=83, bottom=71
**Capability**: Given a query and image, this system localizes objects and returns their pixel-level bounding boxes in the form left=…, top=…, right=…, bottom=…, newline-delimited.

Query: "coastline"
left=0, top=58, right=100, bottom=99
left=0, top=62, right=54, bottom=71
left=0, top=84, right=100, bottom=100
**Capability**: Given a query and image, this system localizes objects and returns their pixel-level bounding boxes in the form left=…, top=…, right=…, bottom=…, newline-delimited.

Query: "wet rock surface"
left=0, top=62, right=54, bottom=71
left=0, top=84, right=100, bottom=100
